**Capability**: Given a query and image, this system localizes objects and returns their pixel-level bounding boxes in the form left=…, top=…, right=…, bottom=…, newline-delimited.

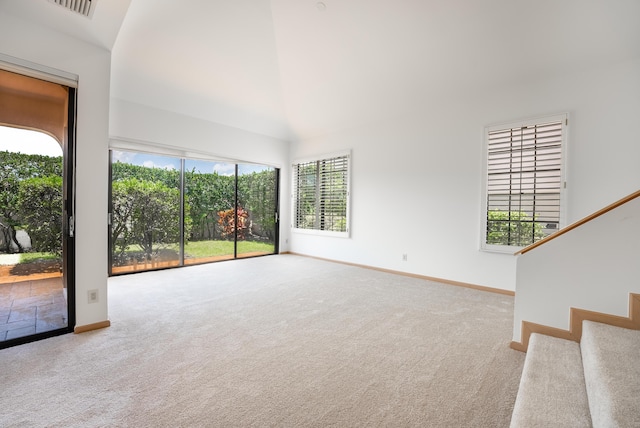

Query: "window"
left=482, top=114, right=567, bottom=252
left=292, top=152, right=350, bottom=236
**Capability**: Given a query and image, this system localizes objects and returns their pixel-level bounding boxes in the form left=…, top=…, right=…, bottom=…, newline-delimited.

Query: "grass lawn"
left=19, top=252, right=61, bottom=264
left=236, top=240, right=275, bottom=255
left=186, top=240, right=275, bottom=257
left=116, top=240, right=275, bottom=259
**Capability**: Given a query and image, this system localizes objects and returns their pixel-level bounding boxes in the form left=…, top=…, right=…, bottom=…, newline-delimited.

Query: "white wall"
left=289, top=58, right=640, bottom=291
left=108, top=98, right=291, bottom=250
left=0, top=14, right=111, bottom=328
left=512, top=196, right=640, bottom=343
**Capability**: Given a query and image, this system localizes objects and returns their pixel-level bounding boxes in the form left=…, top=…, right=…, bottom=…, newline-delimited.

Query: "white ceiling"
left=111, top=0, right=289, bottom=140
left=3, top=0, right=640, bottom=142
left=0, top=0, right=131, bottom=50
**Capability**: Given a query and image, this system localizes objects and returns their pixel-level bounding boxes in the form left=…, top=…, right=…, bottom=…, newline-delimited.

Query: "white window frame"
left=481, top=113, right=568, bottom=253
left=291, top=150, right=351, bottom=238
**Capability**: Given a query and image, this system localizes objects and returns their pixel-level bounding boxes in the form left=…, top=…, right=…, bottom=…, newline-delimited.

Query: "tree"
left=486, top=210, right=545, bottom=246
left=112, top=161, right=180, bottom=188
left=17, top=176, right=63, bottom=255
left=217, top=206, right=249, bottom=240
left=111, top=178, right=188, bottom=263
left=184, top=169, right=235, bottom=241
left=0, top=151, right=62, bottom=253
left=0, top=175, right=22, bottom=253
left=237, top=169, right=277, bottom=241
left=110, top=160, right=277, bottom=247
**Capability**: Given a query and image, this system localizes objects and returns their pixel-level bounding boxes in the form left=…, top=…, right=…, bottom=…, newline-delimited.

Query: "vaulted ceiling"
left=3, top=0, right=640, bottom=142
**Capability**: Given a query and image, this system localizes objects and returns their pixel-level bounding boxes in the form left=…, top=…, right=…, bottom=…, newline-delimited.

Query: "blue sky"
left=0, top=126, right=62, bottom=157
left=112, top=150, right=273, bottom=175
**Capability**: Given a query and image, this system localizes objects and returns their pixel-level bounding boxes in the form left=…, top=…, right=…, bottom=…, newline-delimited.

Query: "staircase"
left=510, top=321, right=640, bottom=427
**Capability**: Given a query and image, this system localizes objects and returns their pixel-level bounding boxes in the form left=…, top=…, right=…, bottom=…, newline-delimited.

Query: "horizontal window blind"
left=485, top=119, right=564, bottom=247
left=294, top=160, right=318, bottom=230
left=293, top=154, right=349, bottom=233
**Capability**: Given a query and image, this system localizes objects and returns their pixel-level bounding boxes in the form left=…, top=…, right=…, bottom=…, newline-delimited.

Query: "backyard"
left=109, top=151, right=279, bottom=275
left=110, top=239, right=275, bottom=273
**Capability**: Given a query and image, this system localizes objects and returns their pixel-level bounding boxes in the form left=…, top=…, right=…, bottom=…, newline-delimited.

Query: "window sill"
left=292, top=228, right=350, bottom=239
left=481, top=244, right=524, bottom=255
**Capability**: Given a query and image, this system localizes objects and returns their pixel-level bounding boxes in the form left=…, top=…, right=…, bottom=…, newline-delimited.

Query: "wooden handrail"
left=516, top=189, right=640, bottom=255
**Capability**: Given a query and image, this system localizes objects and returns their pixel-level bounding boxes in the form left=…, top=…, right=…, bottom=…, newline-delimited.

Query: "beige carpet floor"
left=0, top=254, right=524, bottom=427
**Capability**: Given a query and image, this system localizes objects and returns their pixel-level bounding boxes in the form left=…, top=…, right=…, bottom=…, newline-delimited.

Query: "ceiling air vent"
left=48, top=0, right=96, bottom=19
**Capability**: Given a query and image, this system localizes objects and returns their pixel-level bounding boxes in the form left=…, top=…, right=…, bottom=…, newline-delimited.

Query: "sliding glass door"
left=109, top=150, right=279, bottom=275
left=0, top=68, right=76, bottom=348
left=183, top=159, right=235, bottom=264
left=237, top=164, right=278, bottom=258
left=110, top=151, right=181, bottom=274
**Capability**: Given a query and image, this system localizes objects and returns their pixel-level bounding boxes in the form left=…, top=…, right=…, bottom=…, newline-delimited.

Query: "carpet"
left=0, top=254, right=524, bottom=427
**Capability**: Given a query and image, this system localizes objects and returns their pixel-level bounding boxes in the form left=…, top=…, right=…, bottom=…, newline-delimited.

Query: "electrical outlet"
left=88, top=289, right=99, bottom=303
left=402, top=253, right=408, bottom=261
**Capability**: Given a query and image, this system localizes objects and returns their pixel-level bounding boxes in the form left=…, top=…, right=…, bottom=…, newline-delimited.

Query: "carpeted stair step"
left=510, top=333, right=592, bottom=427
left=580, top=321, right=640, bottom=428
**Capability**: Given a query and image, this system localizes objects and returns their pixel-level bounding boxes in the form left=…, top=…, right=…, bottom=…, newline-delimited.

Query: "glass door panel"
left=183, top=160, right=235, bottom=265
left=236, top=164, right=278, bottom=258
left=0, top=127, right=67, bottom=344
left=110, top=151, right=181, bottom=274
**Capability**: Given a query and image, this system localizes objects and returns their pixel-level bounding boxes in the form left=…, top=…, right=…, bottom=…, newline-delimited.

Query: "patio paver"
left=0, top=274, right=67, bottom=342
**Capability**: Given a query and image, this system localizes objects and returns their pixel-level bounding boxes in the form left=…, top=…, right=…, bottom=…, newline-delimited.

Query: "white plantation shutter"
left=483, top=115, right=567, bottom=249
left=293, top=153, right=350, bottom=235
left=294, top=160, right=318, bottom=230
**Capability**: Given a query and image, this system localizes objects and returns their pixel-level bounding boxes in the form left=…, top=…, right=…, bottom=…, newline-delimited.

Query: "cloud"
left=213, top=163, right=236, bottom=176
left=142, top=160, right=176, bottom=170
left=112, top=150, right=136, bottom=163
left=112, top=151, right=179, bottom=170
